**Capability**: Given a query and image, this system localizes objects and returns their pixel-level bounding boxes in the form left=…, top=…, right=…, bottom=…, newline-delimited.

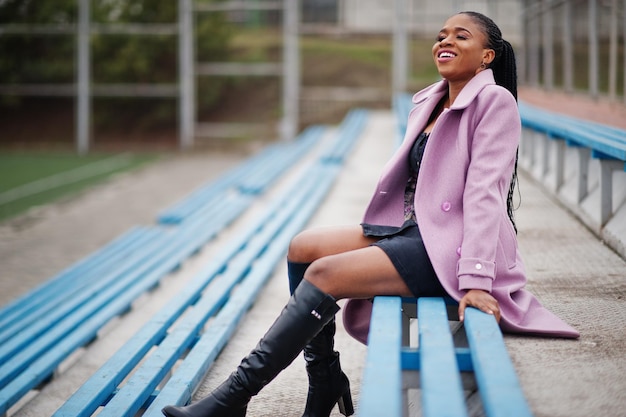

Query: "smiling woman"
left=160, top=11, right=578, bottom=417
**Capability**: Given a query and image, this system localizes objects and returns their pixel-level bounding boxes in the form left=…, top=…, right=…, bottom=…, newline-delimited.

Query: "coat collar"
left=412, top=69, right=496, bottom=110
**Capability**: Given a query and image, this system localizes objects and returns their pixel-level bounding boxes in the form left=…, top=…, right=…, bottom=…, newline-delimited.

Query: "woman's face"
left=432, top=14, right=494, bottom=85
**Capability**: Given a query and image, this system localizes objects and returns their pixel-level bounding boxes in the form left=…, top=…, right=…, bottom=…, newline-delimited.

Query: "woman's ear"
left=483, top=49, right=496, bottom=66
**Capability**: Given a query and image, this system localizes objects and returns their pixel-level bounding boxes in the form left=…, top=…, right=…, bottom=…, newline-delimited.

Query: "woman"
left=162, top=11, right=579, bottom=417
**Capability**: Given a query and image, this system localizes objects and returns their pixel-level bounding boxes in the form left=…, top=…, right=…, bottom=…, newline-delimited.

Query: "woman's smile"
left=436, top=49, right=457, bottom=63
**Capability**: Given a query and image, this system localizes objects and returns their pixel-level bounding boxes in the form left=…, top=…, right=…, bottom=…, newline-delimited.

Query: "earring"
left=480, top=62, right=487, bottom=69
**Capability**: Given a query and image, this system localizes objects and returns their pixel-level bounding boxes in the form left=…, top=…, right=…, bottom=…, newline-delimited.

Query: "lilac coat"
left=343, top=70, right=579, bottom=342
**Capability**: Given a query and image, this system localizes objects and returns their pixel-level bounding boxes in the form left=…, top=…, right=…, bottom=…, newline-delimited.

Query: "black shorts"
left=362, top=220, right=448, bottom=298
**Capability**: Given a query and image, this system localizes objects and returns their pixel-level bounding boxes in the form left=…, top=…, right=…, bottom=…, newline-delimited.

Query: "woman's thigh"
left=305, top=245, right=413, bottom=300
left=287, top=225, right=377, bottom=263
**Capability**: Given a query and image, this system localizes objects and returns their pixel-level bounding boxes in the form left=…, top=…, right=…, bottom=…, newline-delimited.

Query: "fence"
left=519, top=0, right=626, bottom=101
left=0, top=0, right=298, bottom=154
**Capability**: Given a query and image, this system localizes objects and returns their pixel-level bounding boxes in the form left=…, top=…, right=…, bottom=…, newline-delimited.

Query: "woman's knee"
left=288, top=225, right=369, bottom=264
left=303, top=257, right=336, bottom=289
left=287, top=229, right=321, bottom=263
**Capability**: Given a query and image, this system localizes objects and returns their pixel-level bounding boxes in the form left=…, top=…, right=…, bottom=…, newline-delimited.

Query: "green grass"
left=0, top=152, right=159, bottom=223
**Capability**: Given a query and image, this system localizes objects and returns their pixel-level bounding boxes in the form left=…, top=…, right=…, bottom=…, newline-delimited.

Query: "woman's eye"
left=457, top=35, right=467, bottom=40
left=436, top=36, right=445, bottom=42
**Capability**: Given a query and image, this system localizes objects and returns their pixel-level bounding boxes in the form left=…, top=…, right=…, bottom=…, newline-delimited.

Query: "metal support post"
left=608, top=0, right=618, bottom=100
left=76, top=0, right=91, bottom=154
left=179, top=0, right=195, bottom=149
left=562, top=0, right=573, bottom=93
left=588, top=0, right=599, bottom=97
left=527, top=3, right=540, bottom=87
left=281, top=0, right=299, bottom=141
left=392, top=0, right=408, bottom=101
left=542, top=0, right=553, bottom=90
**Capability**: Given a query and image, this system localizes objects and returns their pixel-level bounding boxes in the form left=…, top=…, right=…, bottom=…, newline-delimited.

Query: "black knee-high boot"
left=288, top=261, right=354, bottom=417
left=161, top=280, right=340, bottom=417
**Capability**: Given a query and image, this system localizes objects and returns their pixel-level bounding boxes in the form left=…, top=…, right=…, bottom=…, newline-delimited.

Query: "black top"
left=362, top=132, right=429, bottom=237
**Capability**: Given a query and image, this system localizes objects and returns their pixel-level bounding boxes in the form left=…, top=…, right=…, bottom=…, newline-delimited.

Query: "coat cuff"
left=457, top=258, right=495, bottom=292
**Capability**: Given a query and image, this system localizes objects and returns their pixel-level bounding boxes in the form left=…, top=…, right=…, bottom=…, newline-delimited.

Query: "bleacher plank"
left=158, top=125, right=325, bottom=223
left=0, top=226, right=153, bottom=339
left=320, top=109, right=368, bottom=163
left=359, top=295, right=533, bottom=417
left=418, top=297, right=468, bottom=417
left=464, top=308, right=533, bottom=417
left=238, top=125, right=324, bottom=194
left=359, top=296, right=403, bottom=417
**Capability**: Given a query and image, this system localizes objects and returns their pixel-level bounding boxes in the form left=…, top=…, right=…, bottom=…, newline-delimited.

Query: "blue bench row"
left=360, top=297, right=532, bottom=417
left=0, top=114, right=362, bottom=415
left=518, top=101, right=626, bottom=169
left=47, top=108, right=369, bottom=416
left=393, top=93, right=626, bottom=170
left=157, top=124, right=324, bottom=224
left=518, top=100, right=626, bottom=228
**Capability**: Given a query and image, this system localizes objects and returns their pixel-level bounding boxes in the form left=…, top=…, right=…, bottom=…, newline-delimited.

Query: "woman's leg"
left=286, top=226, right=378, bottom=417
left=287, top=224, right=412, bottom=300
left=305, top=244, right=413, bottom=300
left=285, top=226, right=410, bottom=417
left=162, top=227, right=411, bottom=417
left=162, top=279, right=340, bottom=417
left=288, top=225, right=378, bottom=265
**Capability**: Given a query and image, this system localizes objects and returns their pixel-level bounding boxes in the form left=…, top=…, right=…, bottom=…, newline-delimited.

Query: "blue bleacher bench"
left=518, top=101, right=626, bottom=170
left=45, top=109, right=368, bottom=417
left=0, top=111, right=371, bottom=416
left=359, top=296, right=533, bottom=417
left=157, top=124, right=325, bottom=224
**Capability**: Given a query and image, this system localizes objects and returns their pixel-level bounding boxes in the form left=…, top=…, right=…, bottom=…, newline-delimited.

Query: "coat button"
left=441, top=201, right=451, bottom=212
left=456, top=247, right=461, bottom=256
left=475, top=263, right=483, bottom=270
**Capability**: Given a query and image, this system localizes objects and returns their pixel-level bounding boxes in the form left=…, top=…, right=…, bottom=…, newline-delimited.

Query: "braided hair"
left=460, top=11, right=520, bottom=232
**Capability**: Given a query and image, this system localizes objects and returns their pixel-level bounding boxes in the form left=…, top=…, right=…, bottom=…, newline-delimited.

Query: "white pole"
left=76, top=0, right=91, bottom=154
left=608, top=0, right=618, bottom=100
left=562, top=0, right=573, bottom=93
left=281, top=0, right=299, bottom=141
left=542, top=0, right=553, bottom=90
left=179, top=0, right=195, bottom=149
left=392, top=0, right=408, bottom=102
left=528, top=2, right=540, bottom=87
left=588, top=0, right=599, bottom=98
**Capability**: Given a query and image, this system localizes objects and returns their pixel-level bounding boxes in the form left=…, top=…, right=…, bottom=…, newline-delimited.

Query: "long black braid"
left=461, top=11, right=520, bottom=232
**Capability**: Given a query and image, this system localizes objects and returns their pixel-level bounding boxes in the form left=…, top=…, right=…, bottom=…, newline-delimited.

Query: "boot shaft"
left=236, top=280, right=339, bottom=396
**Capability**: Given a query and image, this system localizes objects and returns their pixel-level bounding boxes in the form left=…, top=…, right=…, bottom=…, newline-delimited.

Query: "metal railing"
left=518, top=101, right=626, bottom=259
left=0, top=0, right=298, bottom=153
left=520, top=0, right=626, bottom=102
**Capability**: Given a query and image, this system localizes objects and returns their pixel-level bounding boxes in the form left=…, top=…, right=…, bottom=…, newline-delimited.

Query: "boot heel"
left=337, top=389, right=354, bottom=416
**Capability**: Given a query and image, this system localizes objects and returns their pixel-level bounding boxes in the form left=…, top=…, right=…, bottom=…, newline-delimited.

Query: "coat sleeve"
left=457, top=87, right=521, bottom=292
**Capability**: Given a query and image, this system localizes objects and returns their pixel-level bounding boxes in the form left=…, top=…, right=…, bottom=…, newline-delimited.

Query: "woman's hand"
left=458, top=289, right=501, bottom=323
